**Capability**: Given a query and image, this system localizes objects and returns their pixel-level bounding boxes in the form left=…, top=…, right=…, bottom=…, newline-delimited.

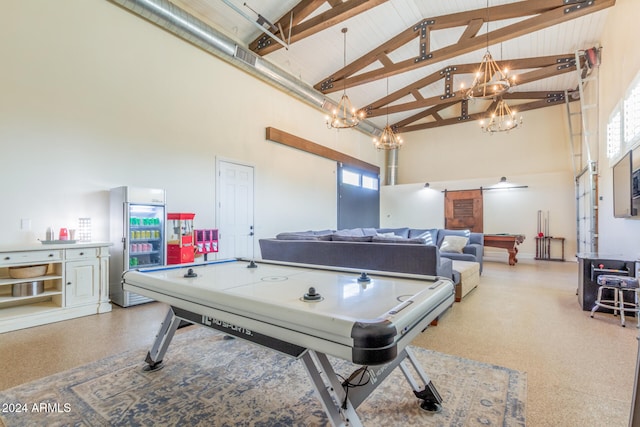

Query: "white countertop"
left=0, top=241, right=113, bottom=253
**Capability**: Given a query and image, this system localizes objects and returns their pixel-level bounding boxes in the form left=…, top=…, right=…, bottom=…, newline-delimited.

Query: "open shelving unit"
left=0, top=243, right=112, bottom=333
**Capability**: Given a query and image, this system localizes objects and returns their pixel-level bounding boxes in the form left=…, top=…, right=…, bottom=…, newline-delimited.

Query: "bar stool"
left=590, top=275, right=640, bottom=328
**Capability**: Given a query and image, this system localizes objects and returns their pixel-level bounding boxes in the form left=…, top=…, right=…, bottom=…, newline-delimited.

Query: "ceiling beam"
left=393, top=101, right=459, bottom=130
left=398, top=94, right=576, bottom=133
left=316, top=0, right=615, bottom=94
left=363, top=54, right=577, bottom=118
left=265, top=127, right=379, bottom=174
left=249, top=0, right=389, bottom=55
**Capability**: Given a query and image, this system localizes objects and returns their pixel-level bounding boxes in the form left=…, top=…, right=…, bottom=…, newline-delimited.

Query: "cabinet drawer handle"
left=3, top=256, right=9, bottom=260
left=49, top=253, right=54, bottom=257
left=79, top=252, right=84, bottom=256
left=66, top=282, right=71, bottom=285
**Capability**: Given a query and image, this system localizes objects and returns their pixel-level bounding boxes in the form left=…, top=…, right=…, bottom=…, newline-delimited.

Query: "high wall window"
left=341, top=169, right=360, bottom=187
left=624, top=82, right=640, bottom=146
left=607, top=108, right=621, bottom=159
left=362, top=175, right=379, bottom=191
left=609, top=70, right=640, bottom=163
left=340, top=168, right=379, bottom=191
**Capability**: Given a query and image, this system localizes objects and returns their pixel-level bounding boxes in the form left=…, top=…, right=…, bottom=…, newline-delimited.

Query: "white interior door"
left=216, top=160, right=255, bottom=260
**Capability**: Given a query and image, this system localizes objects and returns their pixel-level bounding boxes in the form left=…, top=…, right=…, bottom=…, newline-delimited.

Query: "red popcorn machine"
left=167, top=213, right=195, bottom=265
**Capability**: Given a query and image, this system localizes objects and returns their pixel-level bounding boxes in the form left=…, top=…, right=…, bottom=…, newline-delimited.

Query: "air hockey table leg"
left=300, top=351, right=362, bottom=427
left=399, top=346, right=443, bottom=412
left=300, top=348, right=444, bottom=426
left=143, top=307, right=182, bottom=372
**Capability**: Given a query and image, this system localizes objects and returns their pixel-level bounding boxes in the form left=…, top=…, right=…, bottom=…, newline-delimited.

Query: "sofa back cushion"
left=375, top=227, right=410, bottom=238
left=331, top=228, right=377, bottom=242
left=408, top=228, right=438, bottom=245
left=372, top=235, right=429, bottom=244
left=468, top=232, right=483, bottom=245
left=276, top=230, right=333, bottom=241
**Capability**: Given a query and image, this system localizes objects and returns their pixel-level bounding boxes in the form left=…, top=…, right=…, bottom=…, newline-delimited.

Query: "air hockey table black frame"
left=122, top=260, right=453, bottom=427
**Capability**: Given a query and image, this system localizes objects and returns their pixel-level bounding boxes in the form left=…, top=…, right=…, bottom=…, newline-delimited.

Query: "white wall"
left=597, top=0, right=640, bottom=258
left=396, top=105, right=573, bottom=183
left=381, top=171, right=576, bottom=261
left=0, top=0, right=381, bottom=250
left=380, top=98, right=577, bottom=261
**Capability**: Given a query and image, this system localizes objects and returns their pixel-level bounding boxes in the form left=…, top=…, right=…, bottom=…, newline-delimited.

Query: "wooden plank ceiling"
left=171, top=0, right=616, bottom=134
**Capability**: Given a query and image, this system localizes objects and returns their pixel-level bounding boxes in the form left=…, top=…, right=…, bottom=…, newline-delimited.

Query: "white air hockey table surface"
left=122, top=258, right=454, bottom=365
left=121, top=259, right=455, bottom=426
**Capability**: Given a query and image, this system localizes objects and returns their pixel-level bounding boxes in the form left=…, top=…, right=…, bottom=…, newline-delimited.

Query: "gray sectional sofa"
left=258, top=227, right=484, bottom=283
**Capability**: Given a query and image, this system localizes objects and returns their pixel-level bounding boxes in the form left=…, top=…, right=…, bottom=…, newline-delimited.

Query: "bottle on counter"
left=59, top=228, right=69, bottom=240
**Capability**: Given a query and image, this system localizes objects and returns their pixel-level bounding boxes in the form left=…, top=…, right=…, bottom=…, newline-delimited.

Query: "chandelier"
left=374, top=125, right=403, bottom=150
left=465, top=50, right=513, bottom=99
left=464, top=0, right=513, bottom=99
left=326, top=28, right=364, bottom=129
left=373, top=78, right=403, bottom=150
left=480, top=97, right=523, bottom=134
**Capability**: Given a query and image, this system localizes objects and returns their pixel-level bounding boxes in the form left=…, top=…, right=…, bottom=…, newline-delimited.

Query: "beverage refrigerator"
left=109, top=186, right=166, bottom=307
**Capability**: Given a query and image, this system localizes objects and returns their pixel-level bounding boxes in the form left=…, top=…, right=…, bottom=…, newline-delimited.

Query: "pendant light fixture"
left=464, top=0, right=514, bottom=99
left=479, top=97, right=523, bottom=134
left=325, top=28, right=365, bottom=129
left=373, top=79, right=403, bottom=150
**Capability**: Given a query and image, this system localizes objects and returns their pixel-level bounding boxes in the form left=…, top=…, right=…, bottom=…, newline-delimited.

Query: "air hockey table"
left=121, top=259, right=455, bottom=427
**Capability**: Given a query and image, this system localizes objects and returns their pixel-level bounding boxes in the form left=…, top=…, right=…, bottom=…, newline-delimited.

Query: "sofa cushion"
left=372, top=236, right=427, bottom=244
left=332, top=234, right=373, bottom=242
left=408, top=228, right=438, bottom=245
left=361, top=228, right=379, bottom=236
left=375, top=227, right=410, bottom=238
left=331, top=228, right=375, bottom=242
left=440, top=235, right=469, bottom=253
left=276, top=231, right=317, bottom=240
left=276, top=230, right=333, bottom=241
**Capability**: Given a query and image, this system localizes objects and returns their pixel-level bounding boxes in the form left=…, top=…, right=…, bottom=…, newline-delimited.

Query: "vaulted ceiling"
left=169, top=0, right=615, bottom=133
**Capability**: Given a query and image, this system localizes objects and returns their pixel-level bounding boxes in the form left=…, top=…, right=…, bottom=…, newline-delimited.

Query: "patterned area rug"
left=0, top=327, right=526, bottom=426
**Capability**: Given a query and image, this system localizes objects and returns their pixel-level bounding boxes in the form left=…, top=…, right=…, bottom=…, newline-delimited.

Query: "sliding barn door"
left=444, top=189, right=483, bottom=232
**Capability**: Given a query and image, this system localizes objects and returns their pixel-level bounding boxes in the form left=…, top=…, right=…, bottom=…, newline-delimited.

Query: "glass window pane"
left=342, top=170, right=360, bottom=186
left=624, top=82, right=640, bottom=147
left=607, top=110, right=621, bottom=159
left=362, top=175, right=379, bottom=190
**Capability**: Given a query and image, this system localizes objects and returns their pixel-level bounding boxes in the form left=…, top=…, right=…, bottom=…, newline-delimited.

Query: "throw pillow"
left=440, top=235, right=469, bottom=253
left=376, top=232, right=402, bottom=238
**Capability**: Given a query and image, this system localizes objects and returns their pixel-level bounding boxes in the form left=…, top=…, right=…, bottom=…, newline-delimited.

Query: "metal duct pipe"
left=384, top=148, right=398, bottom=186
left=107, top=0, right=378, bottom=137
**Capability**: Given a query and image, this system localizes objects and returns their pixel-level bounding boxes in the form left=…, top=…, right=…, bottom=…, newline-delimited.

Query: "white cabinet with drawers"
left=0, top=243, right=112, bottom=333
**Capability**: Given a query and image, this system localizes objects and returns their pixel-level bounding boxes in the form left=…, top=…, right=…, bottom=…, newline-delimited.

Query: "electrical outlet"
left=21, top=218, right=31, bottom=230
